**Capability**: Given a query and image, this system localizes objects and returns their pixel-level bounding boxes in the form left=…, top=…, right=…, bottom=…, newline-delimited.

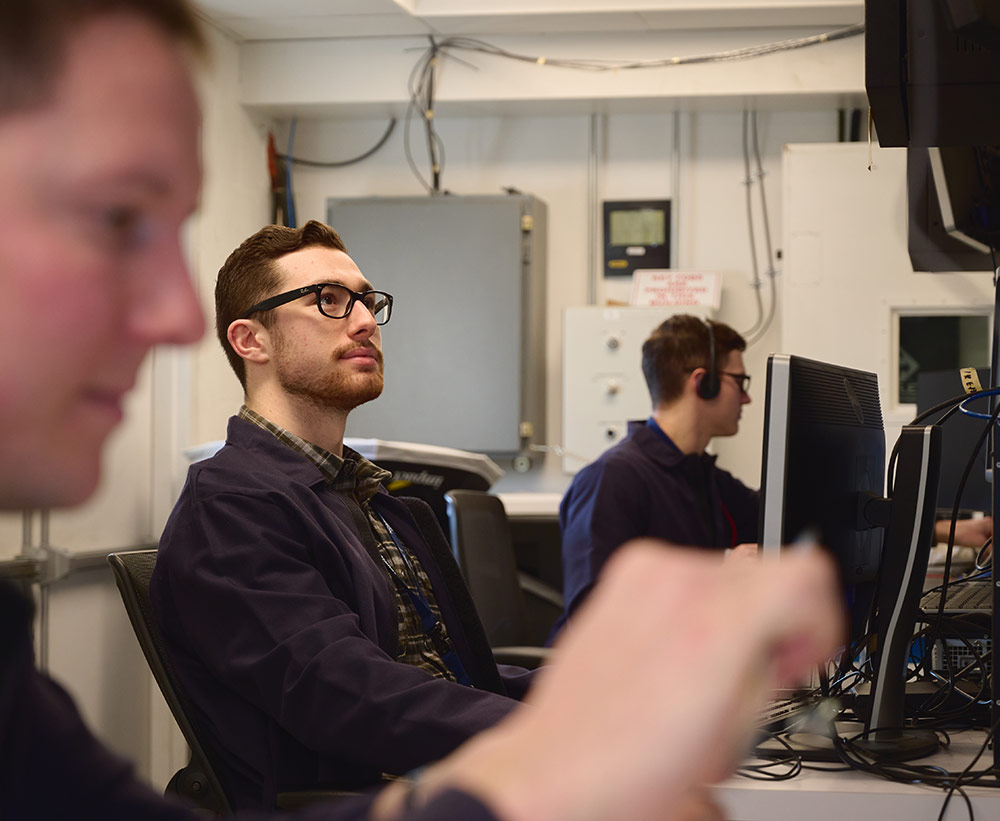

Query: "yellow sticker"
left=960, top=367, right=983, bottom=395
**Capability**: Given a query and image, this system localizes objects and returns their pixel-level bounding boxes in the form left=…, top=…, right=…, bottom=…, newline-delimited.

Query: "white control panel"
left=561, top=306, right=715, bottom=474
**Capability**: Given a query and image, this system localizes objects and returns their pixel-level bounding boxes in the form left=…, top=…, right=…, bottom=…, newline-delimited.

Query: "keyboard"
left=756, top=690, right=824, bottom=732
left=920, top=579, right=992, bottom=613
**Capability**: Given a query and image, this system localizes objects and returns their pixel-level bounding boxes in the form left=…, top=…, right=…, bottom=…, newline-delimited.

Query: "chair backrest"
left=444, top=490, right=529, bottom=647
left=397, top=496, right=508, bottom=693
left=107, top=550, right=231, bottom=815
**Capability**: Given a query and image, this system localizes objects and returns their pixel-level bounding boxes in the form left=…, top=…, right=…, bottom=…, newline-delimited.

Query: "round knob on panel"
left=606, top=335, right=621, bottom=350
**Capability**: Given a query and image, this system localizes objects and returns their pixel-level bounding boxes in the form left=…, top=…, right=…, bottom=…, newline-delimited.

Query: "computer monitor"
left=907, top=147, right=998, bottom=273
left=865, top=0, right=1000, bottom=148
left=759, top=354, right=885, bottom=587
left=759, top=354, right=943, bottom=760
left=863, top=424, right=942, bottom=758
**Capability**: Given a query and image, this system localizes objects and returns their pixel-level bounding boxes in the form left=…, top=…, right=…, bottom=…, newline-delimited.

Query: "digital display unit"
left=602, top=199, right=671, bottom=277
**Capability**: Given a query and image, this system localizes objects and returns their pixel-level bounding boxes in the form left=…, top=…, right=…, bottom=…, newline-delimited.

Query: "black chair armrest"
left=276, top=789, right=363, bottom=809
left=518, top=572, right=563, bottom=646
left=166, top=762, right=228, bottom=815
left=518, top=572, right=563, bottom=609
left=277, top=775, right=400, bottom=809
left=492, top=645, right=551, bottom=669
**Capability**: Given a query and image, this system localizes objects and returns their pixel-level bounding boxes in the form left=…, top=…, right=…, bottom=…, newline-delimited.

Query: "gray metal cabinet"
left=327, top=194, right=546, bottom=457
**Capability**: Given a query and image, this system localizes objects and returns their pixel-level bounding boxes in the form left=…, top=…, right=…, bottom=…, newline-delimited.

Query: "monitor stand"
left=753, top=719, right=864, bottom=763
left=854, top=425, right=943, bottom=761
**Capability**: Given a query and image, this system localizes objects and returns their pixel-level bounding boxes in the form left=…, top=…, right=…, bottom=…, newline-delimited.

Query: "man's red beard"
left=274, top=337, right=384, bottom=413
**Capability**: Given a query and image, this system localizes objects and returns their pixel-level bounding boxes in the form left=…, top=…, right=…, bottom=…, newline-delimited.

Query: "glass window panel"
left=898, top=314, right=991, bottom=404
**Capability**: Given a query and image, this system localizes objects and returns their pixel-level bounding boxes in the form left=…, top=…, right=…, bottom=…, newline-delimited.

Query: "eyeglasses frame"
left=242, top=282, right=393, bottom=325
left=719, top=371, right=751, bottom=394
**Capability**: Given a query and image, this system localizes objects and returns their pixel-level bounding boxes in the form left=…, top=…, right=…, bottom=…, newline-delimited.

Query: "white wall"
left=781, top=143, right=995, bottom=465
left=239, top=27, right=865, bottom=114
left=0, top=513, right=23, bottom=562
left=187, top=27, right=273, bottom=447
left=263, top=107, right=840, bottom=488
left=680, top=110, right=842, bottom=484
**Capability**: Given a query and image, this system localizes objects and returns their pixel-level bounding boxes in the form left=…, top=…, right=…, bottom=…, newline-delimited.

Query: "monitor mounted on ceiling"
left=866, top=0, right=1000, bottom=148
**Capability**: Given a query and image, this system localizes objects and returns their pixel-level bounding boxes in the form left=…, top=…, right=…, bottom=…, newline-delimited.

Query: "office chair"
left=108, top=550, right=350, bottom=815
left=444, top=490, right=563, bottom=669
left=107, top=550, right=232, bottom=815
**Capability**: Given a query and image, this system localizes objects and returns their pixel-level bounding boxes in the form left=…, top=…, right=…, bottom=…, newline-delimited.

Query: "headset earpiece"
left=696, top=318, right=720, bottom=400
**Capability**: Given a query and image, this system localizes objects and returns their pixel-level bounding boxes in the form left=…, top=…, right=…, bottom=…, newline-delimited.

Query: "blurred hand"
left=725, top=543, right=759, bottom=564
left=674, top=788, right=725, bottom=821
left=386, top=541, right=843, bottom=821
left=935, top=516, right=993, bottom=549
left=935, top=516, right=993, bottom=550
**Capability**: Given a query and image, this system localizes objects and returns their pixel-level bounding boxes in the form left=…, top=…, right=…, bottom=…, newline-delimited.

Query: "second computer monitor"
left=759, top=353, right=886, bottom=584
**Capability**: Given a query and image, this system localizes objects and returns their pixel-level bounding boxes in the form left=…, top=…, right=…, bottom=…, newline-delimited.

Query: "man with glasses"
left=552, top=314, right=759, bottom=637
left=152, top=220, right=533, bottom=810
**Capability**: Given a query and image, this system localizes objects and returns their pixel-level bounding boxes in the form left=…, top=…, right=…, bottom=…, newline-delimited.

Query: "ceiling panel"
left=192, top=0, right=864, bottom=41
left=412, top=0, right=861, bottom=11
left=195, top=0, right=409, bottom=17
left=427, top=12, right=652, bottom=36
left=638, top=6, right=863, bottom=28
left=215, top=14, right=433, bottom=40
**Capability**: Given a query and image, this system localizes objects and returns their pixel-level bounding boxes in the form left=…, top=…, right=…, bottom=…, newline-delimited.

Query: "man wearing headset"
left=554, top=314, right=758, bottom=635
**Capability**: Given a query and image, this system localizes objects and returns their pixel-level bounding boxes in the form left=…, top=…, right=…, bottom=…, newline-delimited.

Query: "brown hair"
left=641, top=314, right=746, bottom=405
left=0, top=0, right=205, bottom=117
left=215, top=220, right=350, bottom=388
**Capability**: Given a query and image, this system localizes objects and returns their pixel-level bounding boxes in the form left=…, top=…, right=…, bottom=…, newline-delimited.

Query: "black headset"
left=696, top=317, right=720, bottom=400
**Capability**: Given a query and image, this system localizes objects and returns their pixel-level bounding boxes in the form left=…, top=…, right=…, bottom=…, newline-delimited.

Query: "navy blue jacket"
left=0, top=581, right=194, bottom=820
left=555, top=419, right=759, bottom=633
left=0, top=582, right=498, bottom=821
left=152, top=417, right=531, bottom=810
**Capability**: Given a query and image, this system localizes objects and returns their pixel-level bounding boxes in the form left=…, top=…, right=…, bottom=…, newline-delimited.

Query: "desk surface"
left=717, top=729, right=1000, bottom=820
left=496, top=492, right=561, bottom=518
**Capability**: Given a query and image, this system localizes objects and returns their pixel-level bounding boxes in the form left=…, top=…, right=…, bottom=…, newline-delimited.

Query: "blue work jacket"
left=554, top=419, right=759, bottom=635
left=152, top=417, right=530, bottom=810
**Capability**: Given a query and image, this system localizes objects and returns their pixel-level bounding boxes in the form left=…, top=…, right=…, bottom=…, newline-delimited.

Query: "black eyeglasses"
left=242, top=283, right=393, bottom=325
left=720, top=371, right=751, bottom=393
